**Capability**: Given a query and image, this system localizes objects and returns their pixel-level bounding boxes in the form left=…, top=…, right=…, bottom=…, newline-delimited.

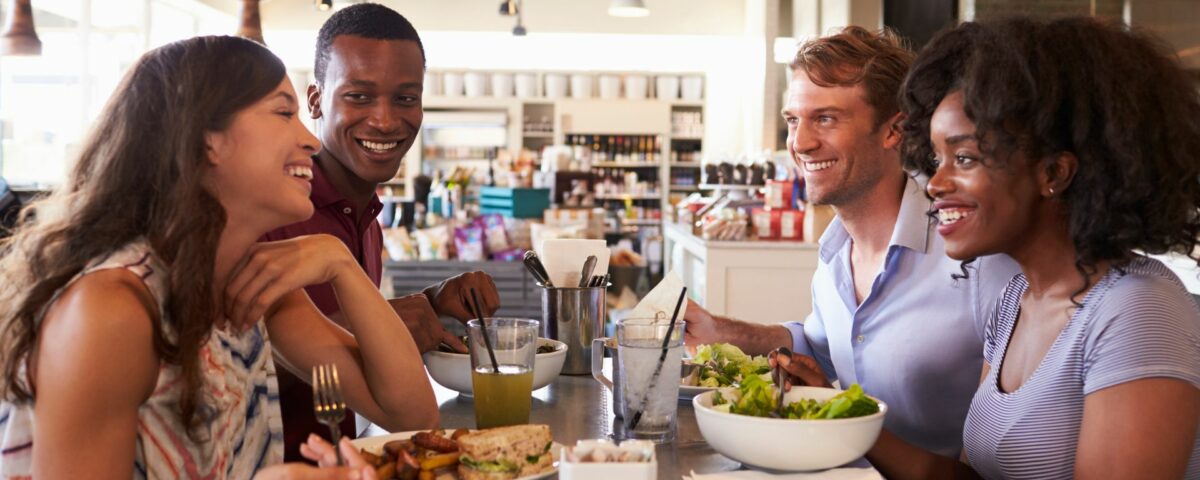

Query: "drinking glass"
left=467, top=318, right=539, bottom=429
left=616, top=316, right=685, bottom=443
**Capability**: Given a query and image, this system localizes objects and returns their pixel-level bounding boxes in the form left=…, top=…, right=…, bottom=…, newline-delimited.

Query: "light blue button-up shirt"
left=783, top=175, right=1019, bottom=458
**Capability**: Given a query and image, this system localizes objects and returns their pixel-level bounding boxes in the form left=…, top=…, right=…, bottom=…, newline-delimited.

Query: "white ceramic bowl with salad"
left=424, top=338, right=567, bottom=396
left=693, top=383, right=887, bottom=471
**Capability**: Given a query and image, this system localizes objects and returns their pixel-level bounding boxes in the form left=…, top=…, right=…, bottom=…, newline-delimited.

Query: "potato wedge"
left=418, top=452, right=459, bottom=471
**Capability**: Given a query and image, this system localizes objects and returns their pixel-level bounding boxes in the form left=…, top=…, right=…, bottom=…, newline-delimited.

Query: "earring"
left=1048, top=187, right=1056, bottom=196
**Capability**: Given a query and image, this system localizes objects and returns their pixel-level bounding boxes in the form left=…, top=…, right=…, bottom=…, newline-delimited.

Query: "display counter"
left=663, top=222, right=818, bottom=325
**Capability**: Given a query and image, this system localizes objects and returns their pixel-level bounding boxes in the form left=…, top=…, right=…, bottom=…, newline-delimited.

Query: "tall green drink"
left=467, top=318, right=539, bottom=429
left=471, top=364, right=534, bottom=428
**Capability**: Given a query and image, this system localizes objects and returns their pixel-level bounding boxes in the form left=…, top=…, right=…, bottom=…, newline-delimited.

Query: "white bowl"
left=464, top=72, right=488, bottom=97
left=681, top=75, right=704, bottom=101
left=423, top=338, right=567, bottom=396
left=423, top=72, right=441, bottom=96
left=598, top=75, right=621, bottom=99
left=491, top=73, right=514, bottom=98
left=655, top=75, right=679, bottom=100
left=625, top=75, right=648, bottom=100
left=545, top=74, right=568, bottom=99
left=570, top=74, right=593, bottom=99
left=693, top=386, right=887, bottom=471
left=442, top=72, right=464, bottom=97
left=515, top=73, right=539, bottom=98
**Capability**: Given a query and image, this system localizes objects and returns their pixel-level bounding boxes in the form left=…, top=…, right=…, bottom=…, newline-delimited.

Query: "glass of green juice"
left=466, top=317, right=540, bottom=429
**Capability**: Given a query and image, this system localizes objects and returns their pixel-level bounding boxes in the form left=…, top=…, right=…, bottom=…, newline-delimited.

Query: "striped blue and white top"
left=963, top=256, right=1200, bottom=479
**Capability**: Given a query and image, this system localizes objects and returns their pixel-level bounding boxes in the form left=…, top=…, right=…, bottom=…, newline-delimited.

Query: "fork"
left=770, top=346, right=793, bottom=419
left=313, top=363, right=347, bottom=466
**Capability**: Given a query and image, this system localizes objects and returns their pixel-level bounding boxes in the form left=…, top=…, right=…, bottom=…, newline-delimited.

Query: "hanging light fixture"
left=509, top=0, right=526, bottom=36
left=498, top=0, right=518, bottom=16
left=0, top=0, right=42, bottom=56
left=236, top=0, right=265, bottom=45
left=315, top=0, right=332, bottom=12
left=608, top=0, right=649, bottom=17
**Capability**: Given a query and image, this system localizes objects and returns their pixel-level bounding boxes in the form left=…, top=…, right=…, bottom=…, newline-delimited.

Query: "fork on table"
left=312, top=363, right=347, bottom=466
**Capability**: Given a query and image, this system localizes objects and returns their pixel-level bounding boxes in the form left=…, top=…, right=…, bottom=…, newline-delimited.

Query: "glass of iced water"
left=616, top=316, right=685, bottom=443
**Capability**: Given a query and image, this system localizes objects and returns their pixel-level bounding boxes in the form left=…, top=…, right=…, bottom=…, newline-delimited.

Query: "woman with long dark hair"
left=0, top=35, right=435, bottom=478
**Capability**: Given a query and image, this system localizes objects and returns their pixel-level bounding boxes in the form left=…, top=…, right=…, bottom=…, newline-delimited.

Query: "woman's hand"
left=768, top=350, right=832, bottom=390
left=252, top=436, right=378, bottom=480
left=224, top=235, right=354, bottom=330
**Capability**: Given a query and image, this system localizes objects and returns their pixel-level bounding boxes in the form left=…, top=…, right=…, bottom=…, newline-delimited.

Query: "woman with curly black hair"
left=861, top=16, right=1200, bottom=479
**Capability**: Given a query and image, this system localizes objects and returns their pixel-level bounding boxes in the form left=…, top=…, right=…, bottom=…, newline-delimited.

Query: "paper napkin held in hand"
left=627, top=270, right=686, bottom=320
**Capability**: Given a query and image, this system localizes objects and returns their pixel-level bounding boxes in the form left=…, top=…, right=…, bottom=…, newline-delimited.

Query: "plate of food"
left=352, top=424, right=560, bottom=480
left=679, top=343, right=771, bottom=400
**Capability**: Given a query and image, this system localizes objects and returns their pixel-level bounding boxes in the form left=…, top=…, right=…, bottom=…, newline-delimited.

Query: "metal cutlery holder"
left=540, top=284, right=606, bottom=375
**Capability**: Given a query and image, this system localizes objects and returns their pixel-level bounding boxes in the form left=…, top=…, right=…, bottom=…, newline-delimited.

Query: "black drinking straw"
left=627, top=286, right=688, bottom=431
left=469, top=288, right=500, bottom=373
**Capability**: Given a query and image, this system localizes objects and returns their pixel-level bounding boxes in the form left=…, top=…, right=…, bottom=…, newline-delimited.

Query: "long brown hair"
left=0, top=35, right=286, bottom=435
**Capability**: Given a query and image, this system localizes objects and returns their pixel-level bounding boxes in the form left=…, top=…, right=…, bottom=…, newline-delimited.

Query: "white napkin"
left=537, top=238, right=610, bottom=288
left=684, top=468, right=882, bottom=480
left=627, top=270, right=686, bottom=320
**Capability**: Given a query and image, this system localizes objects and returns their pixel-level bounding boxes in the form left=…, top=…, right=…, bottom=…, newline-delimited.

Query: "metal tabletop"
left=362, top=359, right=742, bottom=479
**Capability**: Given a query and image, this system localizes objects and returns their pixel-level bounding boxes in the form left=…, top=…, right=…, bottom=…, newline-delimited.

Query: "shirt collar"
left=816, top=174, right=933, bottom=262
left=890, top=174, right=933, bottom=255
left=309, top=158, right=383, bottom=216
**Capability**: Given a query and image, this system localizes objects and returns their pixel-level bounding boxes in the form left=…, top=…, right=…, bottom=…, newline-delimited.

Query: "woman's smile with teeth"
left=936, top=208, right=973, bottom=225
left=286, top=165, right=313, bottom=180
left=358, top=139, right=399, bottom=152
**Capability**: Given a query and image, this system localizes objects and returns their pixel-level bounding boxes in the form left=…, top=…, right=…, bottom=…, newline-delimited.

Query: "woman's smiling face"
left=925, top=90, right=1044, bottom=260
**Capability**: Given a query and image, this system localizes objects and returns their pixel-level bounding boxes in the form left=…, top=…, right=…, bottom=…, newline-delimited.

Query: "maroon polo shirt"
left=262, top=160, right=383, bottom=462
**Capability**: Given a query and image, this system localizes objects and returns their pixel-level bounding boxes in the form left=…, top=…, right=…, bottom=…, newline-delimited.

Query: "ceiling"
left=200, top=0, right=748, bottom=36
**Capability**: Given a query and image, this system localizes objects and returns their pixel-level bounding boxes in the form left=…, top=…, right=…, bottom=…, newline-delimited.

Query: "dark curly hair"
left=899, top=16, right=1200, bottom=291
left=314, top=2, right=425, bottom=84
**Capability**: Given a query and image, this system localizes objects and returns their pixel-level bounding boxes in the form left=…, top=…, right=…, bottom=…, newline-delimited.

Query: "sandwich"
left=457, top=424, right=554, bottom=479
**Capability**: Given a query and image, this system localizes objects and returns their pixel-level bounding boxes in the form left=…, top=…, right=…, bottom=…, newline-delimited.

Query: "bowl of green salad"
left=680, top=343, right=770, bottom=399
left=693, top=376, right=887, bottom=471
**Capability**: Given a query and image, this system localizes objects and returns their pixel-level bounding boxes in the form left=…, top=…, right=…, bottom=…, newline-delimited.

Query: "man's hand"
left=422, top=271, right=500, bottom=323
left=389, top=294, right=467, bottom=353
left=681, top=299, right=723, bottom=346
left=768, top=350, right=831, bottom=390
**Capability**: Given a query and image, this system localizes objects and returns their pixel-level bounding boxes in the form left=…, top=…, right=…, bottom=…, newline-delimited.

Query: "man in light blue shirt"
left=682, top=26, right=1018, bottom=458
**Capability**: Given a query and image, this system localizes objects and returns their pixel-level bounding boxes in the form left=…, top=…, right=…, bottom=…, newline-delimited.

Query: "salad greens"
left=689, top=343, right=771, bottom=387
left=711, top=376, right=880, bottom=420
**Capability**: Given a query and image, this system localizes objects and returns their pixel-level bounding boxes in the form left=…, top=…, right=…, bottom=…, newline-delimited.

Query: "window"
left=0, top=0, right=232, bottom=187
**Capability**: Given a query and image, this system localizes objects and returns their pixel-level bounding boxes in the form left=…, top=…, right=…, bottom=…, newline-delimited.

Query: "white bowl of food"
left=424, top=337, right=567, bottom=396
left=693, top=385, right=887, bottom=471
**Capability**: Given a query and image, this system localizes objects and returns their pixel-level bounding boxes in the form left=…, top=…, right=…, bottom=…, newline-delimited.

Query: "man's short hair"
left=314, top=3, right=425, bottom=84
left=791, top=26, right=914, bottom=127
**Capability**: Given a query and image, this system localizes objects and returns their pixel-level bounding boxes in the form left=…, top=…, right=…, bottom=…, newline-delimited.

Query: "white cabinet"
left=664, top=222, right=819, bottom=324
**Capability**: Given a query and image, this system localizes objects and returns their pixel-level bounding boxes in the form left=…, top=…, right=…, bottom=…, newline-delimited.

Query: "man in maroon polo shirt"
left=264, top=4, right=500, bottom=461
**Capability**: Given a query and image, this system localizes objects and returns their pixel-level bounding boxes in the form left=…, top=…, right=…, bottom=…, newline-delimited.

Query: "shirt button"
left=343, top=207, right=352, bottom=215
left=856, top=335, right=865, bottom=343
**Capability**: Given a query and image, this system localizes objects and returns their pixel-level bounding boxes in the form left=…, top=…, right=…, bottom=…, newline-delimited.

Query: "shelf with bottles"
left=566, top=133, right=662, bottom=165
left=669, top=168, right=700, bottom=190
left=592, top=162, right=659, bottom=168
left=422, top=146, right=501, bottom=162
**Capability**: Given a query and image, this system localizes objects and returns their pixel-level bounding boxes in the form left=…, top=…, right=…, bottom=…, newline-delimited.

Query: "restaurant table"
left=362, top=359, right=743, bottom=479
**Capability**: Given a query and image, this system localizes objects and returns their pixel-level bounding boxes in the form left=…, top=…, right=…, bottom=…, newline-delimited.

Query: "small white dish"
left=423, top=338, right=567, bottom=396
left=559, top=439, right=656, bottom=480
